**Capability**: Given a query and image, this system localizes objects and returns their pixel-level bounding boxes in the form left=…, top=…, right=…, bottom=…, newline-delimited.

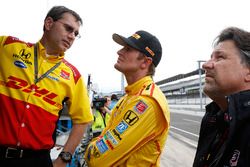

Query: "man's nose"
left=202, top=60, right=214, bottom=69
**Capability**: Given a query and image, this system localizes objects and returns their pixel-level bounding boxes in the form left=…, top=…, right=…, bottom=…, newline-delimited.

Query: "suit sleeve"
left=85, top=96, right=165, bottom=166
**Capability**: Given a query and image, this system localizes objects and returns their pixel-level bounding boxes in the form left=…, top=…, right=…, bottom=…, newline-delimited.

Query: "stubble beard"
left=203, top=83, right=225, bottom=100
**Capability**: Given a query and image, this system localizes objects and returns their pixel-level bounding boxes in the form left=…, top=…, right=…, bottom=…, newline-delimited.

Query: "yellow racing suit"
left=85, top=76, right=170, bottom=167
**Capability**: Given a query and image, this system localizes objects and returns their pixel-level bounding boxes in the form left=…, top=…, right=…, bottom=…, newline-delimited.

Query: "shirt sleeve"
left=68, top=76, right=93, bottom=124
left=0, top=36, right=7, bottom=49
left=85, top=96, right=166, bottom=166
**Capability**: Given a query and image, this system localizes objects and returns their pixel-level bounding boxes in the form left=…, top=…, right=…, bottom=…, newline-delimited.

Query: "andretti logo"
left=0, top=76, right=62, bottom=109
left=13, top=49, right=32, bottom=65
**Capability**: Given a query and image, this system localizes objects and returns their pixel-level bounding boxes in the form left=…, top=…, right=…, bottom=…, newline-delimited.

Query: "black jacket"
left=193, top=90, right=250, bottom=167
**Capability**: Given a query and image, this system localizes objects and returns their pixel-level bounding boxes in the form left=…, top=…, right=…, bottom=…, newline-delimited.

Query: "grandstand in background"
left=156, top=69, right=212, bottom=111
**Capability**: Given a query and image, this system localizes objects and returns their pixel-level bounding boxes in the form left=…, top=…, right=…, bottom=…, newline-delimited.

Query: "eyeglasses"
left=57, top=20, right=81, bottom=39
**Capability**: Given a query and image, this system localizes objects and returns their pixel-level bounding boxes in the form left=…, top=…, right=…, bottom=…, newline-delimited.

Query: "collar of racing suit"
left=125, top=76, right=153, bottom=95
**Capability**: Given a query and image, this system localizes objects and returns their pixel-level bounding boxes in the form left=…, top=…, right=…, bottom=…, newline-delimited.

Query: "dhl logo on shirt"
left=0, top=75, right=62, bottom=109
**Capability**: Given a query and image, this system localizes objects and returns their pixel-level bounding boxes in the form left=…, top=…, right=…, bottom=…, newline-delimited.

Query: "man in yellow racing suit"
left=85, top=30, right=170, bottom=167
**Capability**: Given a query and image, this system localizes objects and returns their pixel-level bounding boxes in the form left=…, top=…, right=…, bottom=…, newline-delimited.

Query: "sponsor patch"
left=103, top=135, right=114, bottom=150
left=18, top=49, right=31, bottom=59
left=230, top=150, right=240, bottom=167
left=14, top=60, right=27, bottom=68
left=4, top=75, right=62, bottom=109
left=132, top=33, right=141, bottom=39
left=116, top=121, right=128, bottom=134
left=47, top=75, right=59, bottom=82
left=112, top=129, right=122, bottom=141
left=134, top=100, right=148, bottom=114
left=60, top=70, right=70, bottom=80
left=243, top=100, right=250, bottom=107
left=124, top=110, right=139, bottom=126
left=106, top=131, right=118, bottom=146
left=96, top=139, right=108, bottom=154
left=93, top=146, right=101, bottom=158
left=13, top=51, right=32, bottom=65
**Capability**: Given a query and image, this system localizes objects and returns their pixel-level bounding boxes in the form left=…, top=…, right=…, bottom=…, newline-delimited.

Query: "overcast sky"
left=1, top=0, right=250, bottom=93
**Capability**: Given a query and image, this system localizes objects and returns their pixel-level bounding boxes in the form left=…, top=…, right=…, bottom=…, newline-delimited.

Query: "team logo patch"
left=116, top=121, right=128, bottom=134
left=230, top=150, right=240, bottom=167
left=134, top=100, right=148, bottom=114
left=103, top=135, right=114, bottom=150
left=124, top=110, right=139, bottom=126
left=96, top=139, right=109, bottom=154
left=106, top=130, right=118, bottom=146
left=112, top=129, right=122, bottom=141
left=132, top=33, right=141, bottom=39
left=19, top=49, right=31, bottom=59
left=14, top=60, right=27, bottom=68
left=60, top=70, right=70, bottom=80
left=12, top=49, right=32, bottom=65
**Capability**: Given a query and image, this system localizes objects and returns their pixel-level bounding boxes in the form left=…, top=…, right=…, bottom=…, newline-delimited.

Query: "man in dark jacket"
left=193, top=27, right=250, bottom=167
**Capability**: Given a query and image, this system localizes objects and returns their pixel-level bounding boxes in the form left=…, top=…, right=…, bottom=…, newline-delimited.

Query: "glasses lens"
left=58, top=21, right=81, bottom=39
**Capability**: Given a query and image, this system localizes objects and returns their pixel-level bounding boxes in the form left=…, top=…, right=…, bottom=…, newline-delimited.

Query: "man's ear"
left=44, top=17, right=54, bottom=31
left=244, top=68, right=250, bottom=82
left=141, top=57, right=152, bottom=69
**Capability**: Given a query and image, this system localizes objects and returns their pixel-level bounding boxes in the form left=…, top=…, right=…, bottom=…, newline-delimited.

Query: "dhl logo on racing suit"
left=0, top=75, right=62, bottom=109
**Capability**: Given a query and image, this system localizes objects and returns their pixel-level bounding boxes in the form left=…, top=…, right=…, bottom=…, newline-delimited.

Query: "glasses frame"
left=57, top=20, right=81, bottom=39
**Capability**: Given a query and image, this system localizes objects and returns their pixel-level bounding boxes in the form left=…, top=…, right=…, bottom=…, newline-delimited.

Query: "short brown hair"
left=43, top=6, right=82, bottom=31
